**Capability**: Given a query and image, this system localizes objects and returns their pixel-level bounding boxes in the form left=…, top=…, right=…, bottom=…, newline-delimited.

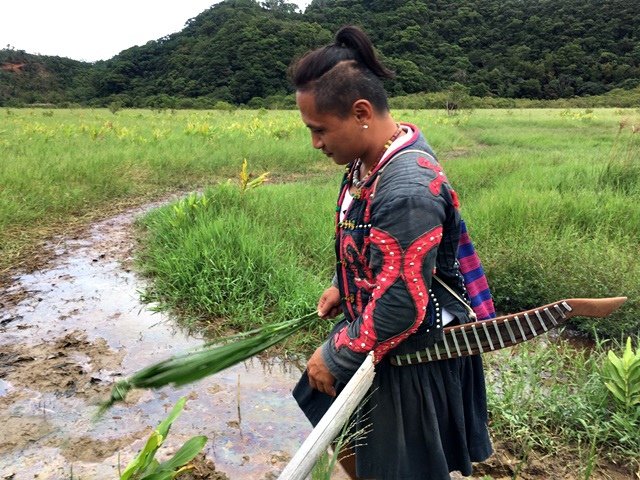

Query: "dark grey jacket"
left=323, top=124, right=474, bottom=384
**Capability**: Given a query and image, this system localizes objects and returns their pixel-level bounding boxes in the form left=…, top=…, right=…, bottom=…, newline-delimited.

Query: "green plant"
left=168, top=192, right=210, bottom=229
left=310, top=451, right=331, bottom=480
left=600, top=337, right=640, bottom=465
left=576, top=423, right=598, bottom=480
left=213, top=101, right=235, bottom=111
left=485, top=336, right=640, bottom=476
left=443, top=83, right=470, bottom=115
left=602, top=337, right=640, bottom=413
left=239, top=158, right=269, bottom=193
left=119, top=397, right=207, bottom=480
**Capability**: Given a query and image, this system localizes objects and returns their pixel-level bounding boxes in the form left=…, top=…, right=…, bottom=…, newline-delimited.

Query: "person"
left=289, top=25, right=494, bottom=480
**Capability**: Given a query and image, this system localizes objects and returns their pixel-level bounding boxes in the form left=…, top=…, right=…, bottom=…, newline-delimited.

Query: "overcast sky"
left=0, top=1, right=311, bottom=62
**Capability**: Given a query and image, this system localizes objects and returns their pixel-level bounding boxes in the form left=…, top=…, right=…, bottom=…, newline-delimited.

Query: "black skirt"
left=293, top=350, right=492, bottom=480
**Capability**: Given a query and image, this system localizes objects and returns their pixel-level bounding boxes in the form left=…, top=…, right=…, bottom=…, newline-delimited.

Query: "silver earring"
left=362, top=124, right=369, bottom=129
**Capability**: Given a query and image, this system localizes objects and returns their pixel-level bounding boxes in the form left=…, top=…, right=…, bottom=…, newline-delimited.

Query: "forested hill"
left=0, top=51, right=93, bottom=105
left=1, top=0, right=639, bottom=107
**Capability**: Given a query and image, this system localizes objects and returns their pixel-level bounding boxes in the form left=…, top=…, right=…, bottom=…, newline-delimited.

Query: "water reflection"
left=0, top=203, right=310, bottom=479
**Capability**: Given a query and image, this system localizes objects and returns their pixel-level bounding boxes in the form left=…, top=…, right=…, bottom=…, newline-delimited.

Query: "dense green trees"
left=0, top=0, right=638, bottom=106
left=0, top=49, right=94, bottom=105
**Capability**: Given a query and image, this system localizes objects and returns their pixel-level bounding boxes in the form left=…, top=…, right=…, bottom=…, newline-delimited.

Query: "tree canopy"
left=1, top=0, right=638, bottom=106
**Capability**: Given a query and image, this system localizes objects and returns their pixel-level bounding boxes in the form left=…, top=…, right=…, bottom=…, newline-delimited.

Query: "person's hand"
left=307, top=346, right=336, bottom=397
left=317, top=285, right=341, bottom=319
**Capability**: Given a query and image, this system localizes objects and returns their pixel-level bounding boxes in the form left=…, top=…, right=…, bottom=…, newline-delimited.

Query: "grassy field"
left=6, top=107, right=636, bottom=333
left=2, top=107, right=639, bottom=476
left=0, top=108, right=329, bottom=275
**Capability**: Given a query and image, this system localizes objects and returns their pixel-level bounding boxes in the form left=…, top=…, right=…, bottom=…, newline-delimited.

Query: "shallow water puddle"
left=0, top=204, right=312, bottom=479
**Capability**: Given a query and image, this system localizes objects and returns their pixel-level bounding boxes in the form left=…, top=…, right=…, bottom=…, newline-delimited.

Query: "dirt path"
left=0, top=203, right=316, bottom=479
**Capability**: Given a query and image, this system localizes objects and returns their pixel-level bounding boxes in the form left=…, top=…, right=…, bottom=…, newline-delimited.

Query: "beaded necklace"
left=350, top=125, right=404, bottom=189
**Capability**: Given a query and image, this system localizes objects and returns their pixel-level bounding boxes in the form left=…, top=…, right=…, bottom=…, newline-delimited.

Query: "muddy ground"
left=0, top=204, right=313, bottom=479
left=0, top=202, right=634, bottom=480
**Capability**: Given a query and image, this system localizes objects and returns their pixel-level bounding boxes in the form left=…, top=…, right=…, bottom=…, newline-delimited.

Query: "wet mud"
left=0, top=204, right=313, bottom=479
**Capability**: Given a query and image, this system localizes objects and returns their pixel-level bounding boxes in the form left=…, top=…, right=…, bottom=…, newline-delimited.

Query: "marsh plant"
left=4, top=109, right=640, bottom=340
left=311, top=397, right=375, bottom=480
left=119, top=397, right=207, bottom=480
left=602, top=337, right=640, bottom=414
left=238, top=158, right=270, bottom=193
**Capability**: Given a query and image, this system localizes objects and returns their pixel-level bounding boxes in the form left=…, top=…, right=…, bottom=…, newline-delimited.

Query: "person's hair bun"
left=333, top=25, right=393, bottom=79
left=288, top=24, right=394, bottom=115
left=335, top=25, right=361, bottom=49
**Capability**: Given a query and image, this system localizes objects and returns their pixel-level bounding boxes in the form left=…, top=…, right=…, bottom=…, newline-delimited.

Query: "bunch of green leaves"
left=239, top=158, right=269, bottom=193
left=98, top=312, right=318, bottom=415
left=119, top=397, right=207, bottom=480
left=602, top=337, right=640, bottom=413
left=599, top=337, right=640, bottom=463
left=602, top=338, right=640, bottom=419
left=169, top=192, right=210, bottom=229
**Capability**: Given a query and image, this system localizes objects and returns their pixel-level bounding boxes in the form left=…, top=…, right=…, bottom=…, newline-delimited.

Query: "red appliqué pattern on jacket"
left=449, top=189, right=461, bottom=209
left=417, top=155, right=447, bottom=195
left=417, top=155, right=460, bottom=209
left=334, top=225, right=444, bottom=363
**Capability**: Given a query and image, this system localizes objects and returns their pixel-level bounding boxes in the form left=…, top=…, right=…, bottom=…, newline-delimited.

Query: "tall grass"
left=135, top=183, right=337, bottom=350
left=136, top=108, right=639, bottom=338
left=4, top=107, right=638, bottom=475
